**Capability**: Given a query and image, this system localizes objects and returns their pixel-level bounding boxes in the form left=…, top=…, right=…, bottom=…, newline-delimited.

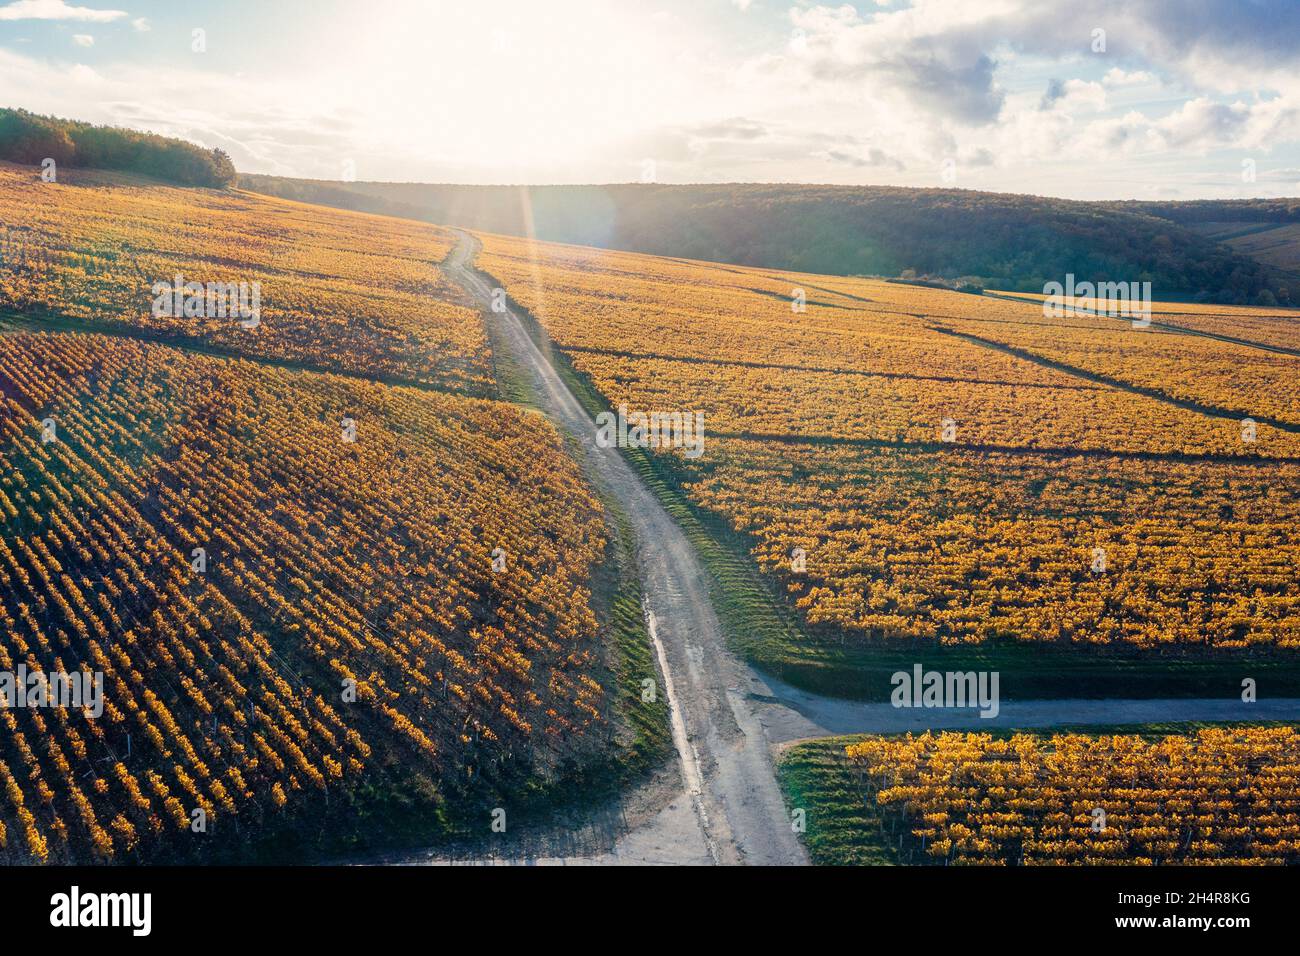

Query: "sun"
left=341, top=0, right=706, bottom=178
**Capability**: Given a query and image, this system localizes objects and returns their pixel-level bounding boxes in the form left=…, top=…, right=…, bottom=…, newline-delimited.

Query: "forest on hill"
left=0, top=108, right=235, bottom=188
left=240, top=175, right=1300, bottom=306
left=1123, top=197, right=1300, bottom=226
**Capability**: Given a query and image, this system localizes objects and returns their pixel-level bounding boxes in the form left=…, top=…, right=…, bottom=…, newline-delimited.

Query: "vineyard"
left=996, top=290, right=1300, bottom=353
left=0, top=325, right=630, bottom=862
left=0, top=163, right=489, bottom=393
left=780, top=726, right=1300, bottom=865
left=2, top=152, right=1299, bottom=866
left=473, top=234, right=1300, bottom=666
left=0, top=161, right=685, bottom=864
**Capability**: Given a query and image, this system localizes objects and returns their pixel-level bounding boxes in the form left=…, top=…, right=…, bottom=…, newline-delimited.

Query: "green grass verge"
left=478, top=297, right=540, bottom=410
left=592, top=504, right=674, bottom=779
left=778, top=721, right=1300, bottom=866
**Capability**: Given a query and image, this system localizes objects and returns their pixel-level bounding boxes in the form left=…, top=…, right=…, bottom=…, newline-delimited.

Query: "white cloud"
left=1067, top=96, right=1299, bottom=158
left=784, top=3, right=1006, bottom=124
left=688, top=117, right=768, bottom=140
left=1081, top=110, right=1165, bottom=155
left=71, top=32, right=94, bottom=46
left=1102, top=67, right=1154, bottom=88
left=815, top=146, right=904, bottom=171
left=0, top=0, right=126, bottom=22
left=1155, top=97, right=1252, bottom=150
left=66, top=61, right=100, bottom=82
left=131, top=16, right=149, bottom=31
left=719, top=0, right=1300, bottom=192
left=5, top=0, right=1300, bottom=198
left=1041, top=78, right=1106, bottom=113
left=0, top=46, right=364, bottom=180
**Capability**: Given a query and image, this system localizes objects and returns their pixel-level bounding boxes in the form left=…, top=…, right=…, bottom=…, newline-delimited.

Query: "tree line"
left=241, top=176, right=1300, bottom=306
left=0, top=108, right=235, bottom=188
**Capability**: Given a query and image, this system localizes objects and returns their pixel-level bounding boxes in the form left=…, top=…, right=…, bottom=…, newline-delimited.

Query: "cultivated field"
left=0, top=164, right=488, bottom=392
left=0, top=330, right=630, bottom=862
left=474, top=233, right=1300, bottom=692
left=1186, top=220, right=1300, bottom=277
left=0, top=169, right=670, bottom=864
left=3, top=160, right=1299, bottom=866
left=779, top=725, right=1300, bottom=865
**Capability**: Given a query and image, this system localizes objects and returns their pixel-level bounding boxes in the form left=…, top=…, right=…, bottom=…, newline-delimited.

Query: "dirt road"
left=432, top=230, right=1300, bottom=866
left=443, top=230, right=808, bottom=865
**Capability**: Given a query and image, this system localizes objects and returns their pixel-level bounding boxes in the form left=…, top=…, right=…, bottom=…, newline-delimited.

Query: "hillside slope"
left=241, top=175, right=1300, bottom=305
left=0, top=166, right=660, bottom=863
left=0, top=162, right=489, bottom=393
left=1120, top=198, right=1300, bottom=280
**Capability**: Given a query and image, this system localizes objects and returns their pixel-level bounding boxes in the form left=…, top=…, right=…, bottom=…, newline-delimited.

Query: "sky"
left=1, top=0, right=1300, bottom=199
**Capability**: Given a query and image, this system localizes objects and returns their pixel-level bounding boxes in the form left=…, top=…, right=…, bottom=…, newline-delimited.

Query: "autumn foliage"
left=476, top=232, right=1300, bottom=649
left=0, top=162, right=489, bottom=393
left=0, top=331, right=609, bottom=862
left=845, top=727, right=1300, bottom=865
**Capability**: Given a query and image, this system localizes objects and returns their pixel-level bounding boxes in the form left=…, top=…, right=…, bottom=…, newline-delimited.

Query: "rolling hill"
left=240, top=175, right=1300, bottom=306
left=1121, top=198, right=1300, bottom=281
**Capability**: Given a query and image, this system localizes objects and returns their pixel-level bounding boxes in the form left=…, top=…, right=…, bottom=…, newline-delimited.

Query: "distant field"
left=1187, top=220, right=1300, bottom=275
left=779, top=724, right=1300, bottom=865
left=473, top=232, right=1300, bottom=694
left=0, top=163, right=489, bottom=393
left=995, top=288, right=1300, bottom=354
left=936, top=302, right=1300, bottom=429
